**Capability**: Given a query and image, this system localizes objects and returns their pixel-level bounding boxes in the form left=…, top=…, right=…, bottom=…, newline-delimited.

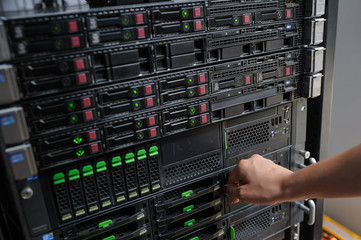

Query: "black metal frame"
left=302, top=0, right=339, bottom=239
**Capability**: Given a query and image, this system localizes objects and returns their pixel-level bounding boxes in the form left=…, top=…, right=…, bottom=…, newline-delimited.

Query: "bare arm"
left=223, top=143, right=361, bottom=205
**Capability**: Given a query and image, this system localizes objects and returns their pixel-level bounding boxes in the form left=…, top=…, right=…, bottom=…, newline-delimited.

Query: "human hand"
left=223, top=154, right=293, bottom=205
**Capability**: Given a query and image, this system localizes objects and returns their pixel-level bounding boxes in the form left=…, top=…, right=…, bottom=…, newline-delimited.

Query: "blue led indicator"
left=272, top=217, right=275, bottom=220
left=286, top=24, right=292, bottom=29
left=286, top=80, right=291, bottom=85
left=27, top=175, right=39, bottom=181
left=0, top=73, right=4, bottom=83
left=42, top=233, right=54, bottom=240
left=0, top=115, right=15, bottom=126
left=9, top=152, right=24, bottom=164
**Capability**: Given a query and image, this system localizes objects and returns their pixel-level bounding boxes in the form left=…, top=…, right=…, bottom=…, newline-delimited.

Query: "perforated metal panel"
left=163, top=151, right=222, bottom=187
left=227, top=121, right=270, bottom=155
left=234, top=211, right=271, bottom=240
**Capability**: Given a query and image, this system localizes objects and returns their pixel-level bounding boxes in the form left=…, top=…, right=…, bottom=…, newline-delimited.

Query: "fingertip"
left=231, top=196, right=239, bottom=204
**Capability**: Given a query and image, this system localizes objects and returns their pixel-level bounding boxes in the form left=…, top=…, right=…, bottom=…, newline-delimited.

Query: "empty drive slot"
left=222, top=46, right=242, bottom=59
left=110, top=50, right=139, bottom=66
left=171, top=53, right=195, bottom=68
left=170, top=41, right=195, bottom=56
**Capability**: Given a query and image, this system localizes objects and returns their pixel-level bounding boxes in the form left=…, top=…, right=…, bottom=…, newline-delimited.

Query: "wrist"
left=279, top=172, right=294, bottom=202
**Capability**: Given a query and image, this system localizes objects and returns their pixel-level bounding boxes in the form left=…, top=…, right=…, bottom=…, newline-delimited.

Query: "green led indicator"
left=76, top=149, right=85, bottom=157
left=189, top=107, right=196, bottom=115
left=278, top=12, right=282, bottom=18
left=73, top=137, right=83, bottom=144
left=68, top=102, right=75, bottom=109
left=136, top=121, right=142, bottom=126
left=70, top=115, right=78, bottom=123
left=134, top=102, right=140, bottom=107
left=137, top=133, right=144, bottom=139
left=123, top=31, right=131, bottom=40
left=55, top=40, right=62, bottom=49
left=133, top=90, right=138, bottom=95
left=234, top=18, right=239, bottom=22
left=184, top=24, right=189, bottom=29
left=53, top=24, right=61, bottom=33
left=188, top=78, right=193, bottom=83
left=283, top=127, right=286, bottom=130
left=181, top=10, right=188, bottom=18
left=189, top=90, right=194, bottom=95
left=122, top=17, right=130, bottom=25
left=189, top=119, right=196, bottom=126
left=282, top=212, right=285, bottom=215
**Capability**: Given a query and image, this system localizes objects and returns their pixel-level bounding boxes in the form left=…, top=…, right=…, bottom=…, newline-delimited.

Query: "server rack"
left=0, top=0, right=337, bottom=239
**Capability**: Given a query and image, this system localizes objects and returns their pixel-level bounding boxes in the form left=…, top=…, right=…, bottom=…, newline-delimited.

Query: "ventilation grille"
left=54, top=183, right=70, bottom=214
left=209, top=2, right=279, bottom=15
left=279, top=0, right=286, bottom=8
left=211, top=31, right=278, bottom=47
left=295, top=1, right=305, bottom=20
left=293, top=77, right=302, bottom=100
left=111, top=167, right=125, bottom=195
left=210, top=0, right=260, bottom=5
left=69, top=180, right=84, bottom=208
left=137, top=160, right=149, bottom=186
left=227, top=121, right=270, bottom=154
left=125, top=164, right=137, bottom=189
left=83, top=176, right=98, bottom=205
left=149, top=156, right=161, bottom=183
left=213, top=62, right=278, bottom=80
left=97, top=172, right=110, bottom=198
left=163, top=152, right=221, bottom=187
left=234, top=211, right=271, bottom=240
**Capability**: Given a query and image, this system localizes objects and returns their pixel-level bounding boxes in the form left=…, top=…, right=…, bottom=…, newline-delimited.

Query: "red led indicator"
left=198, top=74, right=206, bottom=83
left=137, top=27, right=146, bottom=38
left=75, top=59, right=85, bottom=70
left=144, top=85, right=153, bottom=95
left=149, top=128, right=157, bottom=138
left=88, top=131, right=97, bottom=141
left=136, top=13, right=144, bottom=24
left=90, top=143, right=99, bottom=153
left=194, top=21, right=203, bottom=31
left=201, top=115, right=208, bottom=124
left=243, top=15, right=250, bottom=24
left=199, top=86, right=206, bottom=95
left=71, top=36, right=80, bottom=48
left=200, top=104, right=207, bottom=113
left=286, top=9, right=292, bottom=19
left=84, top=111, right=94, bottom=121
left=146, top=98, right=154, bottom=107
left=148, top=116, right=156, bottom=126
left=82, top=97, right=91, bottom=108
left=285, top=67, right=291, bottom=75
left=245, top=75, right=252, bottom=85
left=77, top=73, right=87, bottom=85
left=68, top=21, right=78, bottom=32
left=194, top=8, right=201, bottom=18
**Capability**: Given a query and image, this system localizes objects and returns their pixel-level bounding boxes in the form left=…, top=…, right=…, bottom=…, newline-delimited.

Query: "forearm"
left=282, top=143, right=361, bottom=202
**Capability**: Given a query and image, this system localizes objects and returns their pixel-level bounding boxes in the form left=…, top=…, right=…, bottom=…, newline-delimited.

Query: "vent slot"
left=227, top=121, right=270, bottom=155
left=209, top=2, right=279, bottom=15
left=163, top=151, right=222, bottom=187
left=234, top=211, right=271, bottom=239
